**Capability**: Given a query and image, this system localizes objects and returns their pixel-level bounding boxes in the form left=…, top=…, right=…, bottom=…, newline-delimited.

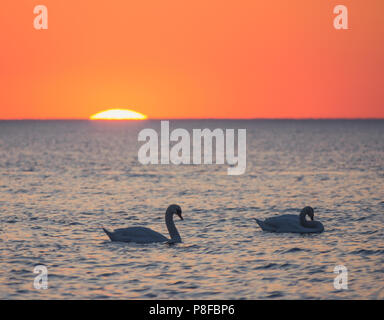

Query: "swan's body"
left=255, top=206, right=324, bottom=233
left=102, top=204, right=183, bottom=243
left=103, top=227, right=169, bottom=243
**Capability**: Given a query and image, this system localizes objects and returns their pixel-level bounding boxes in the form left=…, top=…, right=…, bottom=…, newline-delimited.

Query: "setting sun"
left=90, top=109, right=147, bottom=120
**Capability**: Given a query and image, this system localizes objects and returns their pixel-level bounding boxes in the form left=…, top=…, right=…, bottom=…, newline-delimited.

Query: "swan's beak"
left=176, top=212, right=183, bottom=220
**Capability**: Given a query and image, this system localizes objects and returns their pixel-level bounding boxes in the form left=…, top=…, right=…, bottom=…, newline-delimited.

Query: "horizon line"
left=0, top=117, right=383, bottom=121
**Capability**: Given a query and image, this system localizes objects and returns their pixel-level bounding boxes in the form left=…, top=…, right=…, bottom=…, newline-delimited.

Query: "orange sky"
left=0, top=0, right=383, bottom=119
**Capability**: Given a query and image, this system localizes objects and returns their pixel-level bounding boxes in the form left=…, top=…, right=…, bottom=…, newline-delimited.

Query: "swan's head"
left=167, top=204, right=183, bottom=220
left=301, top=206, right=314, bottom=220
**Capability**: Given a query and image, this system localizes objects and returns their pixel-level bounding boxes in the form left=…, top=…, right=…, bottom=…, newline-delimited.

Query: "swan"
left=102, top=204, right=184, bottom=243
left=255, top=206, right=324, bottom=233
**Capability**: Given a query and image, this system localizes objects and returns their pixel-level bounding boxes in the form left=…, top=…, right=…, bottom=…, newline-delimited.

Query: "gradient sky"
left=0, top=0, right=383, bottom=119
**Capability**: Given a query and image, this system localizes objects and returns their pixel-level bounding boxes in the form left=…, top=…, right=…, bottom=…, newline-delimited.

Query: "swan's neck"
left=165, top=211, right=181, bottom=242
left=299, top=211, right=318, bottom=228
left=299, top=211, right=312, bottom=228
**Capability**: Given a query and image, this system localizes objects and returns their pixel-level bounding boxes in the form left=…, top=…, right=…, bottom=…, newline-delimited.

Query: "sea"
left=0, top=119, right=383, bottom=299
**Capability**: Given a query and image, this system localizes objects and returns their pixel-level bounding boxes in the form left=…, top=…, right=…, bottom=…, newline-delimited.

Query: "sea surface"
left=0, top=120, right=383, bottom=299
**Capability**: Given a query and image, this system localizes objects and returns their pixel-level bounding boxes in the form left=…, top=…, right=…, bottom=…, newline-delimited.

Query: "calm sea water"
left=0, top=120, right=383, bottom=299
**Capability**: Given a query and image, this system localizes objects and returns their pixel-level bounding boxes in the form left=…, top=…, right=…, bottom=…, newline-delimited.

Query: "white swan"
left=255, top=206, right=324, bottom=233
left=102, top=204, right=184, bottom=243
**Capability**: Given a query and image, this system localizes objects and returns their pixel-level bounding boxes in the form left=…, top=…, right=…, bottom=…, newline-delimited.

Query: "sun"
left=90, top=109, right=147, bottom=120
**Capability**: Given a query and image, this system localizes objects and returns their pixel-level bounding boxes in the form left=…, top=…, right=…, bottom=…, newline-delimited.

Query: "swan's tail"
left=254, top=218, right=276, bottom=232
left=254, top=218, right=266, bottom=230
left=102, top=227, right=113, bottom=241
